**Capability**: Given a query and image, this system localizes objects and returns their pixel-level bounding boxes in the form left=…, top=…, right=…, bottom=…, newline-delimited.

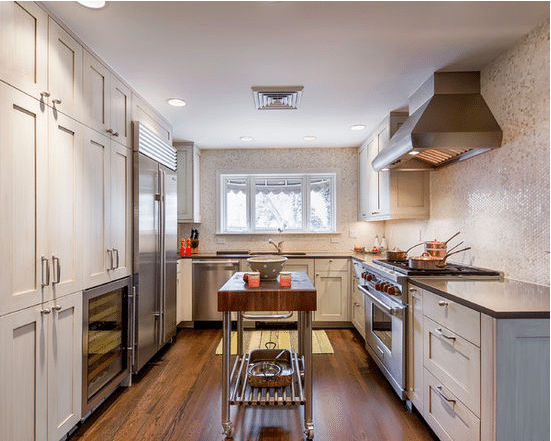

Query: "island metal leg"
left=301, top=311, right=314, bottom=439
left=222, top=311, right=233, bottom=438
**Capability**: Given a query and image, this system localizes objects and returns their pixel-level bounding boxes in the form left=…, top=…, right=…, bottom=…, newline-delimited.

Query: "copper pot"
left=408, top=247, right=471, bottom=270
left=386, top=242, right=423, bottom=261
left=424, top=232, right=460, bottom=258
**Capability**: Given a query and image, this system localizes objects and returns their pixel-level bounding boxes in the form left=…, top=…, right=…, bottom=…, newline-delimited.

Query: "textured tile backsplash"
left=385, top=20, right=550, bottom=286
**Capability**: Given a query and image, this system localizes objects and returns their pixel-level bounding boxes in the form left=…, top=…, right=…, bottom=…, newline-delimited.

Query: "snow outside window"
left=220, top=173, right=336, bottom=234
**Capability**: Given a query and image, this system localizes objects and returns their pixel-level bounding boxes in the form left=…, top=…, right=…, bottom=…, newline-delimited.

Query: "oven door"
left=359, top=285, right=406, bottom=399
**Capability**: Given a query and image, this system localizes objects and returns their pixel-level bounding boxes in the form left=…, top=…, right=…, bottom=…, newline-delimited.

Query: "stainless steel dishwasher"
left=192, top=259, right=240, bottom=322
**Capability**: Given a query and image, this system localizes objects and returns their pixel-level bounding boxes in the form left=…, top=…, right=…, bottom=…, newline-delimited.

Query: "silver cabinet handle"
left=113, top=248, right=119, bottom=269
left=438, top=300, right=449, bottom=307
left=52, top=305, right=62, bottom=311
left=107, top=249, right=113, bottom=270
left=41, top=257, right=50, bottom=287
left=40, top=91, right=50, bottom=98
left=52, top=256, right=61, bottom=284
left=112, top=131, right=119, bottom=137
left=52, top=98, right=62, bottom=105
left=434, top=385, right=456, bottom=404
left=434, top=328, right=456, bottom=342
left=41, top=308, right=51, bottom=314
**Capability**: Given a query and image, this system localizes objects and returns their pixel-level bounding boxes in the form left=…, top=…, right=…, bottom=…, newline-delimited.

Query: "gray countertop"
left=411, top=278, right=550, bottom=319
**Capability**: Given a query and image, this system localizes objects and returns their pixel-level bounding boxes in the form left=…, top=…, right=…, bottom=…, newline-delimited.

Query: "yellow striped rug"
left=215, top=330, right=334, bottom=355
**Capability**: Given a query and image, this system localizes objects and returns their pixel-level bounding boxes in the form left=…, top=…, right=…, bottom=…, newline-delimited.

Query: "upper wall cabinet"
left=132, top=93, right=172, bottom=145
left=0, top=5, right=83, bottom=119
left=358, top=112, right=430, bottom=221
left=0, top=1, right=48, bottom=100
left=83, top=50, right=131, bottom=147
left=47, top=17, right=83, bottom=120
left=175, top=142, right=201, bottom=223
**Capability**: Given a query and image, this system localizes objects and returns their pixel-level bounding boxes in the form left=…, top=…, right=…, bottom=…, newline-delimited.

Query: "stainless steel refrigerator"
left=132, top=121, right=178, bottom=373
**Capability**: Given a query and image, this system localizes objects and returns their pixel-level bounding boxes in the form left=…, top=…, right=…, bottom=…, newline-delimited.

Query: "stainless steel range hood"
left=372, top=72, right=503, bottom=171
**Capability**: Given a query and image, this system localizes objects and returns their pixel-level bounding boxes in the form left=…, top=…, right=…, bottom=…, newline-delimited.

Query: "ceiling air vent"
left=252, top=86, right=303, bottom=110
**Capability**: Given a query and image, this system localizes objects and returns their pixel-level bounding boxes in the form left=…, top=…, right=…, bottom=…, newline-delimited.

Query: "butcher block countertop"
left=218, top=271, right=316, bottom=312
left=411, top=278, right=550, bottom=319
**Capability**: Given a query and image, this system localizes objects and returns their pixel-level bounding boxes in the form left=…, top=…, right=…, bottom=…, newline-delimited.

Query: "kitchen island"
left=218, top=271, right=317, bottom=440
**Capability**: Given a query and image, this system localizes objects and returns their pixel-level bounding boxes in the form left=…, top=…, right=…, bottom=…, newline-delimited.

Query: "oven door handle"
left=358, top=285, right=406, bottom=318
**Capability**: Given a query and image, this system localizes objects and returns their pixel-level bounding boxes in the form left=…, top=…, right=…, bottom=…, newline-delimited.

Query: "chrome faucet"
left=268, top=239, right=284, bottom=254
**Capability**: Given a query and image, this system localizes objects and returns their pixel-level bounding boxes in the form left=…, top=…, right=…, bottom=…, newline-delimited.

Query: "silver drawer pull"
left=52, top=305, right=62, bottom=311
left=40, top=308, right=51, bottom=315
left=434, top=385, right=456, bottom=404
left=52, top=98, right=62, bottom=105
left=434, top=328, right=456, bottom=341
left=438, top=300, right=448, bottom=307
left=241, top=312, right=293, bottom=320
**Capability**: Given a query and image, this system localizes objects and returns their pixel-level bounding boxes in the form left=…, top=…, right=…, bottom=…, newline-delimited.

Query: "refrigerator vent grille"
left=134, top=122, right=177, bottom=170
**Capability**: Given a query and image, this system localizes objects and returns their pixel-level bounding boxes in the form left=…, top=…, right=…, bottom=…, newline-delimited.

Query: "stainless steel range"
left=353, top=258, right=501, bottom=400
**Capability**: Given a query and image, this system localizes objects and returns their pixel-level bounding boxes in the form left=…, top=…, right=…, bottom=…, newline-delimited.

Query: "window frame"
left=219, top=172, right=337, bottom=234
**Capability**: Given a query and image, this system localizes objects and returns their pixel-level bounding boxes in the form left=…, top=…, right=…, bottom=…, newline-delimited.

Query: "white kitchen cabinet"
left=47, top=17, right=83, bottom=120
left=82, top=128, right=132, bottom=288
left=0, top=7, right=83, bottom=119
left=132, top=93, right=172, bottom=144
left=0, top=1, right=48, bottom=100
left=175, top=142, right=201, bottom=223
left=0, top=83, right=82, bottom=315
left=177, top=258, right=193, bottom=323
left=350, top=273, right=365, bottom=338
left=410, top=284, right=550, bottom=441
left=0, top=291, right=82, bottom=441
left=358, top=111, right=429, bottom=221
left=314, top=259, right=349, bottom=322
left=83, top=50, right=131, bottom=147
left=407, top=286, right=424, bottom=410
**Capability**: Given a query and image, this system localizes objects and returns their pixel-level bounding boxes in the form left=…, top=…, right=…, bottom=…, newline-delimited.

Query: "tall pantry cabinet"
left=0, top=2, right=147, bottom=440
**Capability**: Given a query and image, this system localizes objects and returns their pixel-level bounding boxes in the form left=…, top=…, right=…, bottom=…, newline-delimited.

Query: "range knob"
left=375, top=282, right=382, bottom=291
left=387, top=286, right=396, bottom=295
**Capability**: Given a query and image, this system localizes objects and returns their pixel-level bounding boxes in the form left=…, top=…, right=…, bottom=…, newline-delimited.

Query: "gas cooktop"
left=373, top=259, right=502, bottom=278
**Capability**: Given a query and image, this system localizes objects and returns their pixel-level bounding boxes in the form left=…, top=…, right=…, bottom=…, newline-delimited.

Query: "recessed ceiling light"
left=303, top=136, right=317, bottom=141
left=77, top=1, right=106, bottom=9
left=240, top=136, right=253, bottom=142
left=350, top=124, right=366, bottom=131
left=167, top=98, right=186, bottom=107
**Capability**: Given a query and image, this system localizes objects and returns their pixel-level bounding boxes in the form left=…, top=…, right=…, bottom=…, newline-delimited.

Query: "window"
left=220, top=173, right=336, bottom=234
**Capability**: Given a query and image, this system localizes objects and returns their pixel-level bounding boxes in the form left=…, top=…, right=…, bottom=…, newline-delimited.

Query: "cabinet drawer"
left=424, top=316, right=480, bottom=416
left=424, top=369, right=480, bottom=441
left=314, top=258, right=348, bottom=272
left=423, top=290, right=480, bottom=346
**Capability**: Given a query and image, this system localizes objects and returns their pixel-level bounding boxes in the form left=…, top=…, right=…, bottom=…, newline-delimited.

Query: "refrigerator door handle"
left=158, top=168, right=166, bottom=348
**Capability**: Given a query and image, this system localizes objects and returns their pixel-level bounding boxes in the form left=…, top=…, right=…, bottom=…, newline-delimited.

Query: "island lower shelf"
left=229, top=352, right=306, bottom=406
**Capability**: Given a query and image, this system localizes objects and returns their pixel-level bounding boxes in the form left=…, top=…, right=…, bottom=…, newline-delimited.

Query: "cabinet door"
left=48, top=111, right=82, bottom=297
left=407, top=287, right=424, bottom=410
left=109, top=143, right=132, bottom=279
left=47, top=293, right=82, bottom=441
left=0, top=84, right=48, bottom=315
left=82, top=128, right=111, bottom=287
left=0, top=305, right=48, bottom=441
left=0, top=1, right=48, bottom=100
left=110, top=75, right=131, bottom=147
left=314, top=271, right=349, bottom=322
left=351, top=277, right=365, bottom=337
left=83, top=50, right=110, bottom=135
left=358, top=144, right=369, bottom=220
left=48, top=18, right=82, bottom=119
left=366, top=136, right=381, bottom=216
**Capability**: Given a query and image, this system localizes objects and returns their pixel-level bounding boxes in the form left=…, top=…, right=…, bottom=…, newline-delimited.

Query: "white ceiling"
left=44, top=1, right=549, bottom=149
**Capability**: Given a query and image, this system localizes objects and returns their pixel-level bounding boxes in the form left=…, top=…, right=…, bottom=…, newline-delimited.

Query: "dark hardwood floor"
left=69, top=328, right=438, bottom=441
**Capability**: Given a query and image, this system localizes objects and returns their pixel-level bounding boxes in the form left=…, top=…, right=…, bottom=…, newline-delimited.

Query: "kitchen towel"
left=215, top=330, right=334, bottom=355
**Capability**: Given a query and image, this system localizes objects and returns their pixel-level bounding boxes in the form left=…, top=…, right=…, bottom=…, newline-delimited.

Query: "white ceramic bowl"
left=247, top=255, right=288, bottom=280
